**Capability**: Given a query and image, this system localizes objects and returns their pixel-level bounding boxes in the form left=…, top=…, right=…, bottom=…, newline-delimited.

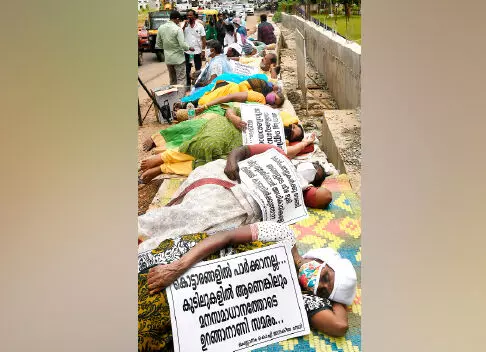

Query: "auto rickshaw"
left=196, top=9, right=218, bottom=25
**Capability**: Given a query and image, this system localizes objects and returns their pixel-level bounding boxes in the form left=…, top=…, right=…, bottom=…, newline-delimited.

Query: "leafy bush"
left=273, top=11, right=282, bottom=23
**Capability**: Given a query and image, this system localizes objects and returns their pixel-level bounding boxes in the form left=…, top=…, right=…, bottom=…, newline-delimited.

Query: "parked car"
left=246, top=4, right=254, bottom=15
left=176, top=0, right=191, bottom=12
left=233, top=3, right=245, bottom=15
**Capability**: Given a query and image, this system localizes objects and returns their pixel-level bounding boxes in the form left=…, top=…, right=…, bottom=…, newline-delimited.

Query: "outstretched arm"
left=147, top=226, right=254, bottom=294
left=286, top=133, right=316, bottom=159
left=224, top=144, right=287, bottom=182
left=196, top=92, right=250, bottom=113
left=195, top=73, right=217, bottom=88
left=310, top=303, right=349, bottom=337
left=225, top=107, right=247, bottom=131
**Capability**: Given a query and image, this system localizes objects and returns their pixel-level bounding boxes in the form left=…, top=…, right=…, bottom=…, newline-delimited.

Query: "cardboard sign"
left=229, top=60, right=259, bottom=76
left=166, top=243, right=310, bottom=352
left=152, top=85, right=185, bottom=123
left=240, top=103, right=287, bottom=153
left=238, top=148, right=309, bottom=225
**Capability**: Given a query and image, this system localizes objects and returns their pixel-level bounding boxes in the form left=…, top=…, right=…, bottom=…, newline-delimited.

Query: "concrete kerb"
left=277, top=16, right=361, bottom=193
left=281, top=13, right=361, bottom=109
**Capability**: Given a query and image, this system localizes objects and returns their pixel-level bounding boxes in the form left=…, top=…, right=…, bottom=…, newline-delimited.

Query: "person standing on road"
left=155, top=11, right=195, bottom=87
left=215, top=13, right=226, bottom=47
left=257, top=13, right=276, bottom=45
left=205, top=17, right=218, bottom=41
left=183, top=9, right=206, bottom=88
left=232, top=17, right=247, bottom=45
left=224, top=24, right=236, bottom=47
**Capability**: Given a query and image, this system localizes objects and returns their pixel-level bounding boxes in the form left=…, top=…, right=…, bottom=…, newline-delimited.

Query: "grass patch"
left=312, top=15, right=361, bottom=44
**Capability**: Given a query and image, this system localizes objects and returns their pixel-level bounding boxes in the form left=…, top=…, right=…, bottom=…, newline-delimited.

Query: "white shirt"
left=235, top=32, right=246, bottom=46
left=183, top=21, right=206, bottom=54
left=224, top=32, right=235, bottom=47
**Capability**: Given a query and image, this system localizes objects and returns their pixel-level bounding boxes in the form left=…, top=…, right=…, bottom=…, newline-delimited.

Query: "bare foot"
left=140, top=155, right=164, bottom=172
left=143, top=137, right=155, bottom=151
left=140, top=166, right=162, bottom=183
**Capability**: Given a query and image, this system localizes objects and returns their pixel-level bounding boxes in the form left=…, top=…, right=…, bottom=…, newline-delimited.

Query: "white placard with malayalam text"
left=240, top=103, right=287, bottom=154
left=238, top=148, right=308, bottom=225
left=229, top=60, right=260, bottom=76
left=166, top=243, right=310, bottom=352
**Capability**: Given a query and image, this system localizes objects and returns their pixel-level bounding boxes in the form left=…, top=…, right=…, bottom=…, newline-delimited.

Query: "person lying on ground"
left=138, top=144, right=332, bottom=243
left=139, top=109, right=315, bottom=182
left=242, top=52, right=281, bottom=81
left=241, top=42, right=259, bottom=57
left=180, top=72, right=270, bottom=104
left=138, top=221, right=357, bottom=351
left=197, top=78, right=285, bottom=107
left=142, top=103, right=305, bottom=152
left=224, top=42, right=242, bottom=60
left=142, top=104, right=229, bottom=152
left=193, top=39, right=232, bottom=88
left=257, top=52, right=280, bottom=79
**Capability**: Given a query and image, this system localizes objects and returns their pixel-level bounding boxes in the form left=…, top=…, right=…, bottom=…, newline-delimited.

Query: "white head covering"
left=303, top=248, right=357, bottom=305
left=296, top=162, right=317, bottom=183
left=224, top=43, right=242, bottom=55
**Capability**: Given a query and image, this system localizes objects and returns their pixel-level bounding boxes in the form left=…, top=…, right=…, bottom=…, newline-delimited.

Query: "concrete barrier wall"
left=281, top=13, right=361, bottom=109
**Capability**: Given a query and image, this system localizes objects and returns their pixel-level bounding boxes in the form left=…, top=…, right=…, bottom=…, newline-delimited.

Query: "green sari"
left=158, top=105, right=230, bottom=150
left=205, top=25, right=218, bottom=41
left=178, top=114, right=243, bottom=168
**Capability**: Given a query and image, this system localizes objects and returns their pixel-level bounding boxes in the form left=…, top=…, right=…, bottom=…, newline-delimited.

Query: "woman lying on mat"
left=139, top=108, right=313, bottom=183
left=138, top=221, right=357, bottom=351
left=141, top=104, right=229, bottom=152
left=142, top=107, right=304, bottom=154
left=138, top=144, right=332, bottom=244
left=196, top=78, right=285, bottom=108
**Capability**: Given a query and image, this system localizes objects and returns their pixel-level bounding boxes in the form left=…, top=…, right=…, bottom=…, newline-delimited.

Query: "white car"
left=222, top=3, right=233, bottom=14
left=233, top=4, right=246, bottom=18
left=233, top=4, right=245, bottom=14
left=175, top=0, right=191, bottom=12
left=246, top=4, right=254, bottom=15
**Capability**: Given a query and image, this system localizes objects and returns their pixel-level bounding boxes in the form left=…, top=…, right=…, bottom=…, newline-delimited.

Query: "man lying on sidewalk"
left=138, top=144, right=333, bottom=247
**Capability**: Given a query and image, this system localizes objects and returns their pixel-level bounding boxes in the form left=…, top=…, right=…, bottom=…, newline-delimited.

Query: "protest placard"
left=240, top=103, right=287, bottom=153
left=166, top=243, right=310, bottom=352
left=238, top=148, right=309, bottom=225
left=229, top=60, right=259, bottom=76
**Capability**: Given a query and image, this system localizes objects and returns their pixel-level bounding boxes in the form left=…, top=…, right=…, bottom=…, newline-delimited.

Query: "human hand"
left=228, top=115, right=247, bottom=131
left=233, top=119, right=247, bottom=131
left=195, top=105, right=207, bottom=114
left=224, top=156, right=241, bottom=182
left=147, top=261, right=184, bottom=295
left=201, top=50, right=206, bottom=60
left=303, top=133, right=316, bottom=146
